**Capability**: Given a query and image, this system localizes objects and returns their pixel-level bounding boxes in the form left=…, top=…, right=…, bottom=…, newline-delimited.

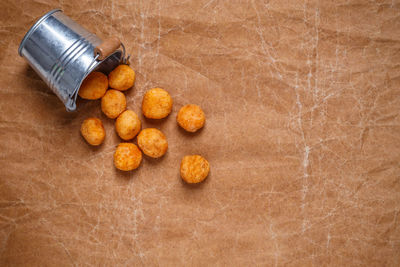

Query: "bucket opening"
left=67, top=50, right=122, bottom=112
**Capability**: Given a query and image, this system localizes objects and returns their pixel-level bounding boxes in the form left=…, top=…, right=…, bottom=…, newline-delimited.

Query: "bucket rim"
left=18, top=9, right=62, bottom=56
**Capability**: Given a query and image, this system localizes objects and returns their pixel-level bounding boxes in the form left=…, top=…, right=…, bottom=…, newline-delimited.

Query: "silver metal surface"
left=18, top=9, right=123, bottom=111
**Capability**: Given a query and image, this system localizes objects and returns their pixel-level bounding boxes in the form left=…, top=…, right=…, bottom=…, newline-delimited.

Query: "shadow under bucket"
left=19, top=9, right=124, bottom=111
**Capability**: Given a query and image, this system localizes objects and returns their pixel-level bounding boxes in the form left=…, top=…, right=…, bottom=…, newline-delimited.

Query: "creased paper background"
left=1, top=0, right=400, bottom=266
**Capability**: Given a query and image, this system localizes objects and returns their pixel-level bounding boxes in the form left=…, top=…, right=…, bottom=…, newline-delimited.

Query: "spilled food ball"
left=114, top=143, right=142, bottom=171
left=80, top=118, right=105, bottom=146
left=142, top=88, right=173, bottom=119
left=137, top=128, right=168, bottom=158
left=78, top=72, right=108, bottom=100
left=108, top=64, right=135, bottom=91
left=180, top=155, right=210, bottom=184
left=79, top=64, right=210, bottom=183
left=177, top=104, right=205, bottom=132
left=115, top=110, right=141, bottom=140
left=101, top=89, right=127, bottom=119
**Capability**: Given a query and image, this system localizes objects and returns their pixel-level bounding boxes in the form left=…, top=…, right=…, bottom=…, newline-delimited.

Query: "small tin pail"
left=18, top=9, right=126, bottom=111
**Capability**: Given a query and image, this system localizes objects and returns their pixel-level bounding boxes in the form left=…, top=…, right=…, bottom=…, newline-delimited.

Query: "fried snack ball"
left=101, top=89, right=127, bottom=119
left=114, top=143, right=142, bottom=171
left=142, top=88, right=173, bottom=119
left=115, top=110, right=141, bottom=140
left=137, top=128, right=168, bottom=158
left=177, top=104, right=206, bottom=132
left=108, top=64, right=135, bottom=91
left=78, top=72, right=108, bottom=100
left=80, top=118, right=105, bottom=146
left=180, top=155, right=210, bottom=184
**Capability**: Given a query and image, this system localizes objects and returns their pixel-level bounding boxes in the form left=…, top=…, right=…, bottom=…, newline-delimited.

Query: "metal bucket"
left=18, top=9, right=125, bottom=111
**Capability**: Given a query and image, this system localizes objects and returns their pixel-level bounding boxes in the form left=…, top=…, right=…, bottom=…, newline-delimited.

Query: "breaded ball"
left=115, top=110, right=141, bottom=140
left=80, top=118, right=105, bottom=146
left=101, top=89, right=127, bottom=119
left=78, top=72, right=108, bottom=100
left=142, top=88, right=173, bottom=119
left=108, top=64, right=135, bottom=91
left=177, top=104, right=205, bottom=132
left=114, top=143, right=142, bottom=171
left=180, top=155, right=210, bottom=184
left=137, top=128, right=168, bottom=158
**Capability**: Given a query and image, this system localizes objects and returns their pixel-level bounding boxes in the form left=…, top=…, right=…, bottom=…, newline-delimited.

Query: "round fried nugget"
left=114, top=143, right=142, bottom=171
left=137, top=128, right=168, bottom=158
left=101, top=89, right=127, bottom=119
left=180, top=155, right=210, bottom=184
left=115, top=110, right=141, bottom=140
left=80, top=118, right=105, bottom=146
left=108, top=64, right=135, bottom=91
left=177, top=104, right=205, bottom=132
left=78, top=72, right=108, bottom=100
left=142, top=88, right=173, bottom=119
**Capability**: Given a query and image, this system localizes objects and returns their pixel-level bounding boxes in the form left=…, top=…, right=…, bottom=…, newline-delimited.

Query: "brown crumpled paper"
left=1, top=0, right=400, bottom=265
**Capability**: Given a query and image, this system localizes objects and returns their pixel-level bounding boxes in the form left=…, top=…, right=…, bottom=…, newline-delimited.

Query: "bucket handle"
left=94, top=36, right=130, bottom=64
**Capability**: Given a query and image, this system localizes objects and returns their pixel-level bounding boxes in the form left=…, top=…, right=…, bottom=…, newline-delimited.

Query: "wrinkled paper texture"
left=1, top=0, right=400, bottom=265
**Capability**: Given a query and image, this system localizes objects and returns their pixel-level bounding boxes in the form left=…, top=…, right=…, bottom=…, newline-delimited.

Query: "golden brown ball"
left=78, top=72, right=108, bottom=100
left=180, top=155, right=210, bottom=184
left=142, top=88, right=173, bottom=119
left=114, top=143, right=142, bottom=171
left=101, top=89, right=127, bottom=119
left=108, top=65, right=135, bottom=91
left=80, top=118, right=106, bottom=146
left=115, top=110, right=141, bottom=140
left=137, top=128, right=168, bottom=158
left=177, top=104, right=205, bottom=132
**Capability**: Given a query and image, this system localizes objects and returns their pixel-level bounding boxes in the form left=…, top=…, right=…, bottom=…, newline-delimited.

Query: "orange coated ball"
left=180, top=155, right=210, bottom=184
left=80, top=118, right=106, bottom=146
left=78, top=72, right=108, bottom=100
left=114, top=143, right=142, bottom=171
left=101, top=89, right=127, bottom=119
left=137, top=128, right=168, bottom=158
left=115, top=110, right=141, bottom=140
left=142, top=88, right=173, bottom=119
left=108, top=65, right=135, bottom=91
left=177, top=104, right=205, bottom=132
